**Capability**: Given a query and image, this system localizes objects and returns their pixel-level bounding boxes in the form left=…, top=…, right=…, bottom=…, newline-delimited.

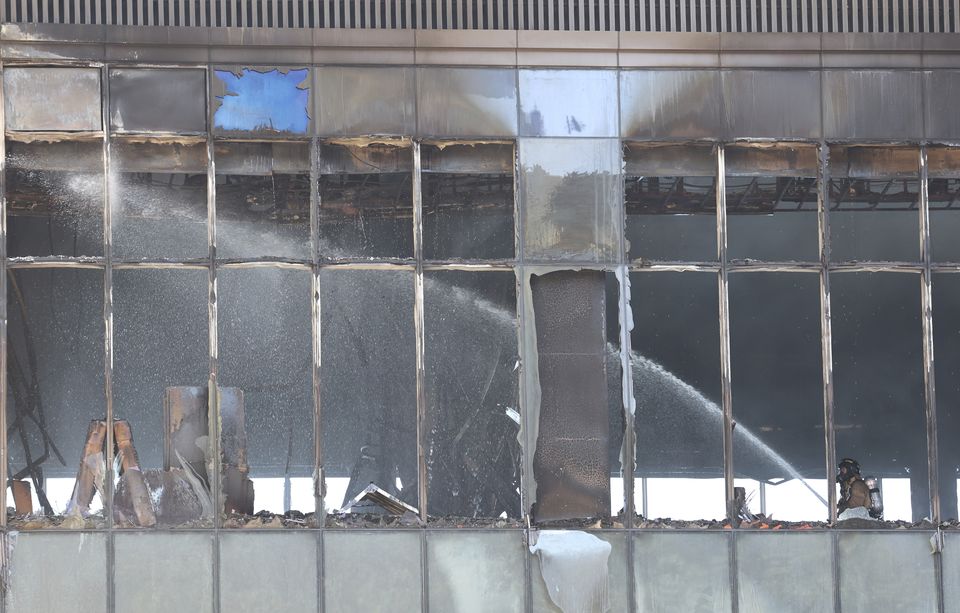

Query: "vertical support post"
left=412, top=140, right=428, bottom=523
left=716, top=144, right=735, bottom=516
left=0, top=59, right=8, bottom=532
left=205, top=66, right=222, bottom=613
left=818, top=142, right=838, bottom=524
left=919, top=145, right=941, bottom=524
left=717, top=144, right=740, bottom=613
left=100, top=62, right=117, bottom=613
left=310, top=136, right=323, bottom=524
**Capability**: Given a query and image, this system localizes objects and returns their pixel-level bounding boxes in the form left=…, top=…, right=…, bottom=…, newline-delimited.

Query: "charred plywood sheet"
left=531, top=271, right=610, bottom=522
left=212, top=67, right=310, bottom=136
left=5, top=67, right=101, bottom=131
left=109, top=68, right=206, bottom=133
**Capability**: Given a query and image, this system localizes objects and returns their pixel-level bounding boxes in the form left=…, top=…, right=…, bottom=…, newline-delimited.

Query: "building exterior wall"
left=1, top=26, right=959, bottom=613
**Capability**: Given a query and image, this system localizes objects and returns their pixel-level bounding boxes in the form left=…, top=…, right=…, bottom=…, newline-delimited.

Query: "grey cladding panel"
left=6, top=533, right=108, bottom=613
left=823, top=70, right=923, bottom=139
left=838, top=532, right=937, bottom=613
left=114, top=532, right=214, bottom=613
left=428, top=531, right=525, bottom=613
left=736, top=532, right=833, bottom=613
left=324, top=531, right=422, bottom=613
left=110, top=68, right=207, bottom=133
left=5, top=67, right=102, bottom=131
left=417, top=67, right=518, bottom=137
left=634, top=532, right=732, bottom=613
left=219, top=532, right=318, bottom=613
left=925, top=70, right=960, bottom=140
left=722, top=70, right=821, bottom=138
left=315, top=66, right=415, bottom=136
left=620, top=70, right=722, bottom=139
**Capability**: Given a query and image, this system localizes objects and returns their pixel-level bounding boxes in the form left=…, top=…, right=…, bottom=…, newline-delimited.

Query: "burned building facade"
left=1, top=1, right=960, bottom=612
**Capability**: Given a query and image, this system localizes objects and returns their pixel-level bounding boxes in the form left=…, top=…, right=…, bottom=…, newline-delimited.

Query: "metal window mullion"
left=0, top=60, right=7, bottom=534
left=818, top=142, right=838, bottom=524
left=205, top=68, right=222, bottom=613
left=716, top=145, right=735, bottom=520
left=412, top=141, right=428, bottom=524
left=919, top=146, right=941, bottom=524
left=310, top=137, right=323, bottom=524
left=100, top=63, right=117, bottom=613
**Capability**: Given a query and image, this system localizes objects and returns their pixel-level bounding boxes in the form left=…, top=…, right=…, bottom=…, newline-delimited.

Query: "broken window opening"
left=424, top=270, right=521, bottom=521
left=926, top=146, right=960, bottom=263
left=6, top=139, right=105, bottom=258
left=930, top=274, right=960, bottom=521
left=218, top=267, right=314, bottom=528
left=215, top=141, right=311, bottom=261
left=829, top=145, right=921, bottom=262
left=624, top=143, right=717, bottom=262
left=113, top=269, right=211, bottom=528
left=320, top=269, right=418, bottom=527
left=318, top=142, right=414, bottom=260
left=212, top=67, right=310, bottom=136
left=630, top=271, right=725, bottom=523
left=729, top=272, right=829, bottom=523
left=111, top=139, right=208, bottom=261
left=725, top=144, right=819, bottom=262
left=6, top=268, right=105, bottom=528
left=421, top=143, right=516, bottom=261
left=831, top=272, right=928, bottom=522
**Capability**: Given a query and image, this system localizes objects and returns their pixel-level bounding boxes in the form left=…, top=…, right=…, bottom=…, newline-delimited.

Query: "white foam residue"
left=529, top=530, right=611, bottom=613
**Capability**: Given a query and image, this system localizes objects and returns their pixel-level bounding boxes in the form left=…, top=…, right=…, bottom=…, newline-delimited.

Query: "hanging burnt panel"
left=531, top=270, right=610, bottom=522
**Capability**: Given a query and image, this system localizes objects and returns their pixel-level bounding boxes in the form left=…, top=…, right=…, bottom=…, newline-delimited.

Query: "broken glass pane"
left=424, top=271, right=519, bottom=519
left=932, top=274, right=960, bottom=521
left=111, top=139, right=207, bottom=261
left=729, top=272, right=829, bottom=522
left=6, top=269, right=104, bottom=527
left=109, top=68, right=207, bottom=134
left=421, top=143, right=515, bottom=261
left=318, top=142, right=413, bottom=260
left=831, top=272, right=928, bottom=521
left=113, top=269, right=210, bottom=528
left=5, top=67, right=102, bottom=132
left=520, top=138, right=622, bottom=264
left=630, top=271, right=724, bottom=522
left=320, top=270, right=417, bottom=521
left=212, top=67, right=310, bottom=136
left=725, top=144, right=819, bottom=262
left=927, top=147, right=960, bottom=263
left=6, top=140, right=104, bottom=258
left=218, top=268, right=314, bottom=526
left=518, top=69, right=618, bottom=138
left=829, top=146, right=920, bottom=262
left=215, top=141, right=310, bottom=260
left=625, top=143, right=716, bottom=262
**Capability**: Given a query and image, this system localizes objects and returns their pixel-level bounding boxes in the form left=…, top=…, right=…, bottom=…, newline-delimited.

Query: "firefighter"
left=837, top=457, right=875, bottom=518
